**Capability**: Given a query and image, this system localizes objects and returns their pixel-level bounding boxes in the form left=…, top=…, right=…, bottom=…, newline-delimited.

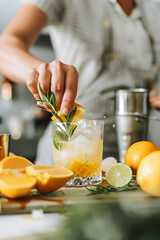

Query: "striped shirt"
left=21, top=0, right=160, bottom=163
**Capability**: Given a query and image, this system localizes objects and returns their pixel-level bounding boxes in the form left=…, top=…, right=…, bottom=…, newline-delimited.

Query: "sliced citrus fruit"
left=26, top=165, right=57, bottom=175
left=0, top=170, right=36, bottom=199
left=51, top=103, right=86, bottom=123
left=106, top=163, right=132, bottom=187
left=9, top=152, right=16, bottom=156
left=0, top=156, right=33, bottom=172
left=26, top=165, right=73, bottom=193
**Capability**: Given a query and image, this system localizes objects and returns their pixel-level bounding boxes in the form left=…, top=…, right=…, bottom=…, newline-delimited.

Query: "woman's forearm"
left=0, top=34, right=79, bottom=115
left=0, top=2, right=78, bottom=114
left=0, top=35, right=43, bottom=84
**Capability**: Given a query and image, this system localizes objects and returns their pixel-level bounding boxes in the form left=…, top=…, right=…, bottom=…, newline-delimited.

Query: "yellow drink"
left=53, top=139, right=103, bottom=177
left=52, top=120, right=104, bottom=186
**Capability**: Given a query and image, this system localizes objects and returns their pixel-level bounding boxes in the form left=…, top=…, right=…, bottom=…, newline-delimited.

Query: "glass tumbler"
left=52, top=119, right=104, bottom=186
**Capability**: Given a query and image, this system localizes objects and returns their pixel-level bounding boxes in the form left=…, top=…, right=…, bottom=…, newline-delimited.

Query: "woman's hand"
left=26, top=60, right=78, bottom=115
left=149, top=94, right=160, bottom=109
left=0, top=4, right=78, bottom=115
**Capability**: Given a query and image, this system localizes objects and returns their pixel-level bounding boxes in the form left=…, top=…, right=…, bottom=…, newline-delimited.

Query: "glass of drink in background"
left=52, top=119, right=104, bottom=186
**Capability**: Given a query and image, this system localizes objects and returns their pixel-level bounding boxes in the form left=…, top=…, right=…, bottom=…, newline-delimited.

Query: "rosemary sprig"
left=86, top=183, right=138, bottom=195
left=37, top=82, right=63, bottom=122
left=37, top=82, right=77, bottom=139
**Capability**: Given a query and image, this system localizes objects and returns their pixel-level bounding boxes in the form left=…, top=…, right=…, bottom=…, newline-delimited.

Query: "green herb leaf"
left=86, top=184, right=138, bottom=195
left=52, top=112, right=64, bottom=123
left=38, top=82, right=49, bottom=102
left=51, top=92, right=57, bottom=112
left=37, top=82, right=78, bottom=139
left=69, top=126, right=77, bottom=137
left=53, top=130, right=68, bottom=150
left=47, top=89, right=50, bottom=100
left=69, top=106, right=77, bottom=122
left=65, top=114, right=70, bottom=122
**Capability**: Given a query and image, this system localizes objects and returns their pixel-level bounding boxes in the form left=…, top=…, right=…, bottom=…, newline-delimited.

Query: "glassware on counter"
left=52, top=119, right=104, bottom=186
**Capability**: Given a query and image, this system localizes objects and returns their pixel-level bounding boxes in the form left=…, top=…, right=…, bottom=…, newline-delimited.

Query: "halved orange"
left=51, top=103, right=86, bottom=123
left=0, top=156, right=34, bottom=172
left=0, top=170, right=36, bottom=199
left=26, top=165, right=73, bottom=193
left=9, top=152, right=16, bottom=156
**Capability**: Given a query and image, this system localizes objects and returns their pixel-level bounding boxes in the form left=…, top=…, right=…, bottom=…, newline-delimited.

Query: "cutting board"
left=1, top=182, right=158, bottom=215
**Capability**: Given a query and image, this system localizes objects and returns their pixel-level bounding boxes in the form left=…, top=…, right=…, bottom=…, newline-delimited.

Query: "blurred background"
left=0, top=0, right=55, bottom=162
left=0, top=0, right=160, bottom=163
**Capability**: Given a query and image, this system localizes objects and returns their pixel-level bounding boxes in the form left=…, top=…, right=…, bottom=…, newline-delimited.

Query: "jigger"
left=115, top=89, right=149, bottom=163
left=0, top=134, right=10, bottom=161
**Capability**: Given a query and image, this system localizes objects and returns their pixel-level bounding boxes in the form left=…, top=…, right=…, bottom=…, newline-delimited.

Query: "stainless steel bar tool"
left=36, top=102, right=47, bottom=111
left=115, top=89, right=149, bottom=163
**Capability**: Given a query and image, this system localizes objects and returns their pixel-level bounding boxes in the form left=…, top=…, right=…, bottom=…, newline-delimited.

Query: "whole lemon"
left=125, top=141, right=159, bottom=174
left=137, top=150, right=160, bottom=196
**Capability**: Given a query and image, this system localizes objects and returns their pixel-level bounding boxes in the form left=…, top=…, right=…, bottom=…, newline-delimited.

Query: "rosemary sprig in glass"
left=37, top=82, right=77, bottom=139
left=86, top=183, right=138, bottom=195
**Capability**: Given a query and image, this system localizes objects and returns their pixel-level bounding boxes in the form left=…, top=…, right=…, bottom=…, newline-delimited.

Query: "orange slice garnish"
left=51, top=103, right=86, bottom=123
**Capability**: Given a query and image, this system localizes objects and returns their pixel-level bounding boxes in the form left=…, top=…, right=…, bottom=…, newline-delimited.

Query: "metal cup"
left=0, top=134, right=11, bottom=161
left=115, top=89, right=149, bottom=163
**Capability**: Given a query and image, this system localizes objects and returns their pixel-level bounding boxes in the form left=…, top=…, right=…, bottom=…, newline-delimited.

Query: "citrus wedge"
left=51, top=102, right=86, bottom=123
left=106, top=163, right=132, bottom=187
left=0, top=170, right=36, bottom=199
left=26, top=165, right=73, bottom=193
left=0, top=156, right=33, bottom=172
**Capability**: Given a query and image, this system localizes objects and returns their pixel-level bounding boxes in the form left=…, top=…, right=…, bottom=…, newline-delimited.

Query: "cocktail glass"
left=52, top=119, right=104, bottom=186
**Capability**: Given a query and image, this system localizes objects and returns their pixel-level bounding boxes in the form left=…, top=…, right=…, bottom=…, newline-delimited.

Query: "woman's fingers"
left=38, top=63, right=51, bottom=96
left=50, top=61, right=65, bottom=111
left=149, top=94, right=160, bottom=109
left=49, top=61, right=78, bottom=114
left=37, top=63, right=52, bottom=111
left=26, top=68, right=39, bottom=99
left=26, top=60, right=78, bottom=114
left=26, top=63, right=51, bottom=100
left=61, top=65, right=78, bottom=115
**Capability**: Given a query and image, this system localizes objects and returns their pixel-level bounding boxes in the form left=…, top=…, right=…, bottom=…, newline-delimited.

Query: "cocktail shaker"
left=115, top=89, right=149, bottom=163
left=0, top=134, right=10, bottom=161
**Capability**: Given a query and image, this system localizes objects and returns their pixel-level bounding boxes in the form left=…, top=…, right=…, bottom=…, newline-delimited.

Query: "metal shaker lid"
left=115, top=88, right=149, bottom=116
